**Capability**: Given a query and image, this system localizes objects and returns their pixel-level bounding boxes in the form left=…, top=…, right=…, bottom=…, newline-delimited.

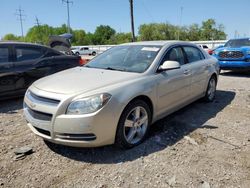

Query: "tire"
left=115, top=100, right=152, bottom=149
left=92, top=51, right=96, bottom=56
left=75, top=52, right=80, bottom=56
left=204, top=76, right=217, bottom=102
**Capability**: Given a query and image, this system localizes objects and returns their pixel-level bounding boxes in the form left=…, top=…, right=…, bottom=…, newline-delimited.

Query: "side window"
left=83, top=47, right=89, bottom=50
left=183, top=46, right=204, bottom=63
left=0, top=47, right=9, bottom=63
left=44, top=50, right=61, bottom=57
left=16, top=47, right=43, bottom=62
left=162, top=47, right=185, bottom=65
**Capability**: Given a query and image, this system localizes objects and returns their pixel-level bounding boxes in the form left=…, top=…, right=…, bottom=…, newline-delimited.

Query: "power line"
left=129, top=0, right=136, bottom=42
left=62, top=0, right=73, bottom=34
left=15, top=6, right=25, bottom=38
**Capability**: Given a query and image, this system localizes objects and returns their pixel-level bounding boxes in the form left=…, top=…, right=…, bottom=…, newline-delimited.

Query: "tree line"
left=2, top=19, right=226, bottom=46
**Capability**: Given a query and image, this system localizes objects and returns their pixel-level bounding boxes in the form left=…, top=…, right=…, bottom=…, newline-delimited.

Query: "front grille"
left=219, top=51, right=244, bottom=59
left=26, top=105, right=52, bottom=121
left=28, top=91, right=60, bottom=106
left=33, top=126, right=51, bottom=136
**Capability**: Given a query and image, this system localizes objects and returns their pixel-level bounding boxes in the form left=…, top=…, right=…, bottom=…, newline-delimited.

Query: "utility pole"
left=15, top=6, right=25, bottom=39
left=62, top=0, right=73, bottom=34
left=177, top=6, right=183, bottom=40
left=35, top=16, right=42, bottom=43
left=129, top=0, right=136, bottom=42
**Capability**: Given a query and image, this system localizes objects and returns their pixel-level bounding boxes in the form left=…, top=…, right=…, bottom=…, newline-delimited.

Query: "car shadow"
left=220, top=70, right=250, bottom=78
left=46, top=90, right=235, bottom=164
left=0, top=97, right=23, bottom=113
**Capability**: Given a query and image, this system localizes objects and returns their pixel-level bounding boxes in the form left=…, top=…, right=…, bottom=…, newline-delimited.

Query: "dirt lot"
left=0, top=71, right=250, bottom=188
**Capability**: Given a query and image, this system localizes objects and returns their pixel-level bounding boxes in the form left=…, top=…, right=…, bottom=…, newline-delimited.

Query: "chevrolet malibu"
left=23, top=41, right=219, bottom=148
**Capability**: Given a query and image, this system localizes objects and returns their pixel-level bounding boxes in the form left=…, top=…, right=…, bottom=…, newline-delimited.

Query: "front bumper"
left=23, top=87, right=124, bottom=147
left=219, top=60, right=250, bottom=70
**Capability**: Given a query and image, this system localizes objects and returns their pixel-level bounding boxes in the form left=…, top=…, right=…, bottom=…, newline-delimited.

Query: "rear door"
left=182, top=46, right=209, bottom=97
left=13, top=44, right=45, bottom=91
left=0, top=44, right=15, bottom=95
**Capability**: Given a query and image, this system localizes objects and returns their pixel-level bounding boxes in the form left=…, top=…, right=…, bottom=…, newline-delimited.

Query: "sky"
left=1, top=0, right=250, bottom=39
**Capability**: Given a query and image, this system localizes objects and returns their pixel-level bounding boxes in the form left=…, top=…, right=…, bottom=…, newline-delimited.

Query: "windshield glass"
left=224, top=39, right=250, bottom=48
left=85, top=45, right=161, bottom=73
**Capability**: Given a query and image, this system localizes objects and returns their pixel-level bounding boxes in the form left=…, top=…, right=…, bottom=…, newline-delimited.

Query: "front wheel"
left=115, top=100, right=151, bottom=149
left=204, top=76, right=217, bottom=102
left=75, top=52, right=80, bottom=56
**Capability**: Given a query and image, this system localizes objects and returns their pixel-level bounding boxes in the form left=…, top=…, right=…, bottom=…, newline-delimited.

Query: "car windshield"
left=224, top=39, right=250, bottom=48
left=85, top=45, right=161, bottom=73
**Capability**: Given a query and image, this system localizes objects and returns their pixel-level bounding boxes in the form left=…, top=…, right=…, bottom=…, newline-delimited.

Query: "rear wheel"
left=204, top=76, right=217, bottom=102
left=115, top=100, right=151, bottom=149
left=92, top=51, right=96, bottom=56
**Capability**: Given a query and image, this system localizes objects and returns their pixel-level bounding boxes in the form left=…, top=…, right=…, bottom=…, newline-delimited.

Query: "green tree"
left=200, top=19, right=226, bottom=40
left=71, top=29, right=86, bottom=45
left=92, top=25, right=116, bottom=44
left=3, top=33, right=22, bottom=41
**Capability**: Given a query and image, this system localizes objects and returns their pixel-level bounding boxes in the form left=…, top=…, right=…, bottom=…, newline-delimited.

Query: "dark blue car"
left=213, top=38, right=250, bottom=71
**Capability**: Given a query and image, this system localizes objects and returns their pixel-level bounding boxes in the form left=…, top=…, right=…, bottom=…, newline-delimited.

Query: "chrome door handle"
left=183, top=70, right=190, bottom=75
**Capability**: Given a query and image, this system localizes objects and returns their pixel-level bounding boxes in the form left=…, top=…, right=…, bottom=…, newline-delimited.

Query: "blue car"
left=213, top=38, right=250, bottom=71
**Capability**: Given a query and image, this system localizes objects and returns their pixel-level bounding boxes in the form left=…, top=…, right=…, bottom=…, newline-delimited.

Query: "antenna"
left=62, top=0, right=73, bottom=34
left=15, top=6, right=25, bottom=39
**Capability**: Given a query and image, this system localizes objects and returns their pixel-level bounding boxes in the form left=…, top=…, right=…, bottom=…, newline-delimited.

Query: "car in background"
left=23, top=41, right=219, bottom=148
left=0, top=42, right=82, bottom=99
left=198, top=44, right=212, bottom=54
left=213, top=38, right=250, bottom=71
left=71, top=46, right=97, bottom=56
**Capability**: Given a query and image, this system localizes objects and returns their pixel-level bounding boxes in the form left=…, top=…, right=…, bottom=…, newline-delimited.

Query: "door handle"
left=183, top=70, right=190, bottom=75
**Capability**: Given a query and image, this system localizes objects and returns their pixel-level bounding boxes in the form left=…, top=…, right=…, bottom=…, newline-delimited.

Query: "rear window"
left=0, top=47, right=9, bottom=63
left=16, top=46, right=43, bottom=62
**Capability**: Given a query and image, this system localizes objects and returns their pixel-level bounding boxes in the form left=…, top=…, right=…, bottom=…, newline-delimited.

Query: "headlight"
left=66, top=93, right=111, bottom=115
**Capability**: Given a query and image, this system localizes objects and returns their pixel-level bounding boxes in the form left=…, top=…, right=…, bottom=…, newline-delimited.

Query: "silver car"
left=23, top=41, right=219, bottom=148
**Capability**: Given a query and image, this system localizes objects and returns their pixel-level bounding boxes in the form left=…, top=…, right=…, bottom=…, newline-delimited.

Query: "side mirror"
left=158, top=61, right=180, bottom=72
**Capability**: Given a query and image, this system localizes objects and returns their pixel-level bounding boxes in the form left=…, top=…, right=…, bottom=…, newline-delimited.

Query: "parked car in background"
left=71, top=46, right=97, bottom=56
left=0, top=42, right=82, bottom=99
left=198, top=44, right=212, bottom=54
left=24, top=41, right=219, bottom=148
left=213, top=38, right=250, bottom=71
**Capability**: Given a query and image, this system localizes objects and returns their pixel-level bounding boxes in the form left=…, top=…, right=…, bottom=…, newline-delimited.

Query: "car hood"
left=216, top=46, right=250, bottom=52
left=33, top=67, right=140, bottom=95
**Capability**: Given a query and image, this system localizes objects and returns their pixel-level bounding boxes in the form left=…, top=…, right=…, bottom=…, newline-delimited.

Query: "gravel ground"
left=0, top=71, right=250, bottom=188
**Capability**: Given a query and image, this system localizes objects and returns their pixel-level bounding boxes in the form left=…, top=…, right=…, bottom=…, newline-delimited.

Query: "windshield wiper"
left=104, top=67, right=126, bottom=72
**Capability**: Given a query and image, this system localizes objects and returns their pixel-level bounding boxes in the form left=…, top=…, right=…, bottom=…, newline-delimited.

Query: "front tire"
left=204, top=76, right=217, bottom=102
left=75, top=52, right=80, bottom=56
left=115, top=100, right=152, bottom=149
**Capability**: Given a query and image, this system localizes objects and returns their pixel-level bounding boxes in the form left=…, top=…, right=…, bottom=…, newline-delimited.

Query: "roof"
left=0, top=41, right=47, bottom=48
left=121, top=40, right=195, bottom=46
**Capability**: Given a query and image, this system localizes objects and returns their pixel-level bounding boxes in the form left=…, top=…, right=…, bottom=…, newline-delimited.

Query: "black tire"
left=204, top=76, right=217, bottom=102
left=75, top=52, right=80, bottom=56
left=115, top=100, right=152, bottom=149
left=92, top=51, right=96, bottom=56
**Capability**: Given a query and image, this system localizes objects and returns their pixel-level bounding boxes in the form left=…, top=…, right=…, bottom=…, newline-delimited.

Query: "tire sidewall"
left=205, top=76, right=217, bottom=102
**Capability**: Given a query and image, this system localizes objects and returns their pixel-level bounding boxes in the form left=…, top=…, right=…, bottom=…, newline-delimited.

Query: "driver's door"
left=155, top=46, right=192, bottom=117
